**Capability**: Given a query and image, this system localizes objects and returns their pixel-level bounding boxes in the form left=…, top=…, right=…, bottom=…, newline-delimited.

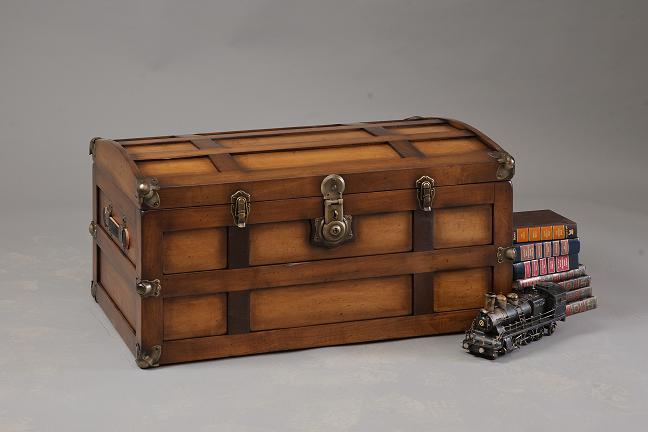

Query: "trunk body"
left=89, top=117, right=514, bottom=367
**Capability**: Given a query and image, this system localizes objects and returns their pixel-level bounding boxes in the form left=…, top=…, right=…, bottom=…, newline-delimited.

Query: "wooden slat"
left=163, top=295, right=227, bottom=340
left=493, top=181, right=513, bottom=294
left=128, top=130, right=475, bottom=161
left=137, top=212, right=164, bottom=358
left=163, top=228, right=227, bottom=274
left=150, top=184, right=494, bottom=232
left=95, top=225, right=137, bottom=282
left=356, top=123, right=425, bottom=158
left=433, top=205, right=493, bottom=249
left=180, top=134, right=240, bottom=172
left=249, top=276, right=412, bottom=331
left=159, top=309, right=477, bottom=364
left=154, top=157, right=499, bottom=209
left=162, top=245, right=496, bottom=297
left=94, top=281, right=137, bottom=356
left=117, top=118, right=448, bottom=146
left=433, top=267, right=492, bottom=312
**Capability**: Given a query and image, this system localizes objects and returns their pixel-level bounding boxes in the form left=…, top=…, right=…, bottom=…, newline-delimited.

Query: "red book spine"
left=566, top=297, right=597, bottom=316
left=565, top=286, right=593, bottom=302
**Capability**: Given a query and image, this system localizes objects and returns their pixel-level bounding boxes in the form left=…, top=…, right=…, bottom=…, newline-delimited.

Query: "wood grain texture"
left=98, top=248, right=137, bottom=328
left=233, top=144, right=400, bottom=171
left=138, top=157, right=218, bottom=178
left=413, top=138, right=486, bottom=157
left=163, top=295, right=227, bottom=340
left=433, top=205, right=493, bottom=249
left=434, top=267, right=492, bottom=312
left=249, top=212, right=412, bottom=266
left=163, top=245, right=496, bottom=297
left=124, top=142, right=197, bottom=156
left=163, top=228, right=227, bottom=274
left=94, top=281, right=137, bottom=355
left=160, top=309, right=478, bottom=364
left=250, top=276, right=412, bottom=331
left=219, top=129, right=371, bottom=146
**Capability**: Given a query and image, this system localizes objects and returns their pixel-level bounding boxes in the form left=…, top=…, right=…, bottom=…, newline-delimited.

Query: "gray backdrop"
left=1, top=1, right=647, bottom=431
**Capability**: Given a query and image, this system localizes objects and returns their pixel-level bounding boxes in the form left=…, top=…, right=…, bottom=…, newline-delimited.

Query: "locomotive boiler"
left=462, top=282, right=567, bottom=359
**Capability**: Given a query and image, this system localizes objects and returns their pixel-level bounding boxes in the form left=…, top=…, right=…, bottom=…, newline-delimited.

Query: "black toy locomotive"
left=462, top=282, right=567, bottom=359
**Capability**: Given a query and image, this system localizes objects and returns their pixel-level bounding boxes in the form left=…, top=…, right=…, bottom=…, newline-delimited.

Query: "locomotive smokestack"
left=484, top=293, right=496, bottom=312
left=507, top=293, right=519, bottom=306
left=496, top=295, right=507, bottom=310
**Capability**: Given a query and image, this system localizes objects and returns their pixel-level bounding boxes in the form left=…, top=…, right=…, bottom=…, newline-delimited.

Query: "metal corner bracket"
left=136, top=279, right=161, bottom=298
left=90, top=280, right=98, bottom=302
left=89, top=137, right=101, bottom=157
left=135, top=344, right=161, bottom=369
left=137, top=177, right=160, bottom=209
left=488, top=151, right=516, bottom=181
left=497, top=246, right=517, bottom=263
left=88, top=221, right=97, bottom=238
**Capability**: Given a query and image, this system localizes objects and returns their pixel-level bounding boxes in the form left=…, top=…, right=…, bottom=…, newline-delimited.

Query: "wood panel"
left=250, top=276, right=412, bottom=331
left=163, top=228, right=227, bottom=274
left=414, top=138, right=486, bottom=157
left=493, top=181, right=513, bottom=294
left=434, top=267, right=492, bottom=312
left=98, top=249, right=137, bottom=328
left=163, top=245, right=496, bottom=297
left=233, top=144, right=400, bottom=171
left=163, top=294, right=227, bottom=340
left=124, top=142, right=197, bottom=156
left=160, top=309, right=478, bottom=364
left=433, top=205, right=493, bottom=249
left=386, top=124, right=456, bottom=135
left=137, top=157, right=218, bottom=178
left=249, top=212, right=412, bottom=265
left=219, top=129, right=371, bottom=146
left=94, top=281, right=136, bottom=355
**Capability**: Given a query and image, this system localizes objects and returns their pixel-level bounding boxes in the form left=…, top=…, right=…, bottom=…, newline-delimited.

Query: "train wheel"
left=546, top=323, right=556, bottom=335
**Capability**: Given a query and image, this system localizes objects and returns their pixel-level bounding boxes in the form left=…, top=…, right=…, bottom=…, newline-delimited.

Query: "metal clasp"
left=136, top=279, right=161, bottom=298
left=488, top=151, right=516, bottom=181
left=416, top=176, right=435, bottom=211
left=497, top=246, right=517, bottom=263
left=312, top=174, right=353, bottom=248
left=231, top=190, right=251, bottom=228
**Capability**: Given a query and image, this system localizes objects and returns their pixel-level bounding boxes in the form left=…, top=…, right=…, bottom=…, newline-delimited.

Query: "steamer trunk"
left=89, top=117, right=514, bottom=367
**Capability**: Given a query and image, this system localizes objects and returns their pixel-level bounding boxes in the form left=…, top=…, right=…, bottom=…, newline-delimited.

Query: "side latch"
left=102, top=205, right=130, bottom=250
left=230, top=190, right=251, bottom=228
left=135, top=344, right=162, bottom=369
left=312, top=174, right=354, bottom=248
left=416, top=176, right=435, bottom=212
left=488, top=151, right=516, bottom=181
left=497, top=246, right=517, bottom=263
left=137, top=177, right=161, bottom=209
left=136, top=279, right=161, bottom=298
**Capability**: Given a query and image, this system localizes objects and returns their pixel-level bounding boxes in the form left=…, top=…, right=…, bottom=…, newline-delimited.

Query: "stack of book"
left=511, top=210, right=597, bottom=316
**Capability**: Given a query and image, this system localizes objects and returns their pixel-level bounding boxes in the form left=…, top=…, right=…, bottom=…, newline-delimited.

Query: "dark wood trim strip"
left=493, top=181, right=513, bottom=295
left=227, top=227, right=251, bottom=334
left=94, top=281, right=137, bottom=356
left=162, top=245, right=496, bottom=297
left=129, top=129, right=474, bottom=161
left=159, top=309, right=477, bottom=364
left=412, top=209, right=435, bottom=314
left=180, top=134, right=241, bottom=172
left=356, top=124, right=426, bottom=158
left=117, top=118, right=448, bottom=145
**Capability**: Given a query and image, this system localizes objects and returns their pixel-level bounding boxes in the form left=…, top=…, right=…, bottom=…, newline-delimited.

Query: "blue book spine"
left=512, top=238, right=580, bottom=263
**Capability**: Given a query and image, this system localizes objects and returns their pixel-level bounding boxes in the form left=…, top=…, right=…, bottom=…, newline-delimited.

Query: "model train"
left=462, top=282, right=567, bottom=359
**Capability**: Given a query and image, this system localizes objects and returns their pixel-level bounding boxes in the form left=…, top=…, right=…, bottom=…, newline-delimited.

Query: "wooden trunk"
left=89, top=116, right=515, bottom=368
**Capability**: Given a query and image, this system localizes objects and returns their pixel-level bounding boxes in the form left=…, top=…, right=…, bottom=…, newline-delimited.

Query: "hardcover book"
left=512, top=264, right=587, bottom=289
left=513, top=210, right=577, bottom=243
left=565, top=286, right=593, bottom=302
left=512, top=238, right=580, bottom=262
left=512, top=254, right=579, bottom=280
left=566, top=297, right=597, bottom=316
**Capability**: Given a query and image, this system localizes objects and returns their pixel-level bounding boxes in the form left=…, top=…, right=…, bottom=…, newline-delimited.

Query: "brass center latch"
left=416, top=176, right=435, bottom=211
left=230, top=190, right=251, bottom=228
left=311, top=174, right=354, bottom=248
